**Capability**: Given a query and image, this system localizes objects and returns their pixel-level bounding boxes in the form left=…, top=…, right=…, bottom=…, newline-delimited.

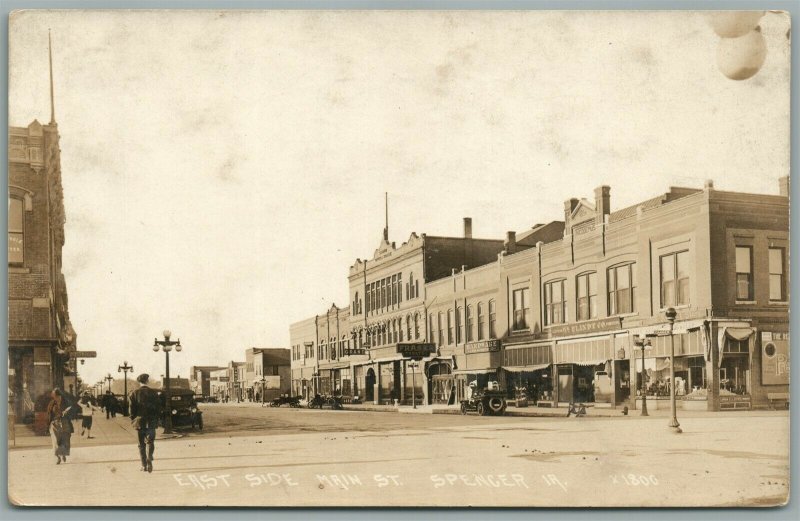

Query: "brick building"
left=189, top=365, right=226, bottom=398
left=246, top=348, right=291, bottom=402
left=290, top=181, right=789, bottom=411
left=8, top=113, right=78, bottom=420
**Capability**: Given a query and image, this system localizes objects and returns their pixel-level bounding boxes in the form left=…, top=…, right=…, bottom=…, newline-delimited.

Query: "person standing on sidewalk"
left=128, top=374, right=162, bottom=473
left=79, top=393, right=98, bottom=438
left=46, top=388, right=74, bottom=465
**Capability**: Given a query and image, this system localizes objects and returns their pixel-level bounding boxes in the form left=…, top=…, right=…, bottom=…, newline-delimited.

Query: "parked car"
left=162, top=389, right=203, bottom=430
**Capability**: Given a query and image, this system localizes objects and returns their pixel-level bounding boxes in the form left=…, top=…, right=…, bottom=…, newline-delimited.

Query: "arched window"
left=456, top=306, right=464, bottom=344
left=8, top=196, right=24, bottom=265
left=489, top=300, right=497, bottom=339
left=414, top=313, right=420, bottom=339
left=429, top=313, right=435, bottom=343
left=406, top=314, right=412, bottom=340
left=466, top=305, right=474, bottom=342
left=477, top=302, right=485, bottom=341
left=437, top=312, right=444, bottom=346
left=399, top=317, right=404, bottom=342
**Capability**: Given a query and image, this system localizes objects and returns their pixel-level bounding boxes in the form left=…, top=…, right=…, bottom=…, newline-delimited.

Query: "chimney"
left=463, top=217, right=473, bottom=239
left=594, top=185, right=611, bottom=222
left=504, top=231, right=517, bottom=254
left=564, top=198, right=579, bottom=230
left=779, top=176, right=789, bottom=197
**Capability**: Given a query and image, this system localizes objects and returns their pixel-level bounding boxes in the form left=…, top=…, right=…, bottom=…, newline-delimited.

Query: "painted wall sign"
left=396, top=343, right=436, bottom=359
left=761, top=332, right=789, bottom=385
left=549, top=317, right=622, bottom=337
left=465, top=339, right=501, bottom=354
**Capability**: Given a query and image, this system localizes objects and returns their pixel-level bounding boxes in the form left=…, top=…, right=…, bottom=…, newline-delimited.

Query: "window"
left=466, top=305, right=475, bottom=342
left=391, top=275, right=397, bottom=306
left=576, top=272, right=597, bottom=321
left=769, top=248, right=786, bottom=301
left=414, top=313, right=420, bottom=339
left=735, top=246, right=753, bottom=300
left=609, top=263, right=637, bottom=315
left=429, top=314, right=435, bottom=343
left=660, top=252, right=689, bottom=307
left=397, top=273, right=402, bottom=304
left=398, top=318, right=404, bottom=342
left=447, top=309, right=454, bottom=345
left=406, top=315, right=412, bottom=340
left=437, top=312, right=444, bottom=346
left=393, top=319, right=399, bottom=343
left=456, top=306, right=464, bottom=344
left=513, top=288, right=531, bottom=330
left=8, top=196, right=23, bottom=264
left=543, top=281, right=565, bottom=325
left=477, top=303, right=485, bottom=341
left=488, top=300, right=496, bottom=339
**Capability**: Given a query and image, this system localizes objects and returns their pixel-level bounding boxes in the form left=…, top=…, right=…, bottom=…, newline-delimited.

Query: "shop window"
left=466, top=305, right=475, bottom=342
left=660, top=251, right=689, bottom=307
left=8, top=196, right=23, bottom=265
left=769, top=247, right=786, bottom=301
left=477, top=302, right=485, bottom=341
left=735, top=246, right=753, bottom=300
left=576, top=272, right=597, bottom=321
left=543, top=281, right=564, bottom=325
left=447, top=309, right=454, bottom=345
left=488, top=300, right=496, bottom=339
left=513, top=288, right=531, bottom=330
left=608, top=263, right=637, bottom=315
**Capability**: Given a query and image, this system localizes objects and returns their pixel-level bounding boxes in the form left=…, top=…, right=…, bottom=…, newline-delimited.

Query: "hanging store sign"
left=70, top=351, right=97, bottom=358
left=549, top=317, right=622, bottom=337
left=396, top=343, right=436, bottom=360
left=465, top=339, right=501, bottom=354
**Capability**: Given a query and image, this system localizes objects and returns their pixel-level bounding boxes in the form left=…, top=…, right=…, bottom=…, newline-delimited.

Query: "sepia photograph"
left=6, top=8, right=792, bottom=508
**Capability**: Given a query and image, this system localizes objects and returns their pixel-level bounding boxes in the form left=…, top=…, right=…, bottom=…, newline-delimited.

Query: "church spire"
left=49, top=30, right=56, bottom=125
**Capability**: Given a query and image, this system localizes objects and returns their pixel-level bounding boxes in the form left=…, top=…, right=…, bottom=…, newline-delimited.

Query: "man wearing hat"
left=128, top=373, right=162, bottom=473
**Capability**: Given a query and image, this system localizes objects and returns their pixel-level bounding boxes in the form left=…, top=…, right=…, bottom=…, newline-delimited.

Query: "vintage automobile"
left=269, top=394, right=302, bottom=408
left=162, top=389, right=203, bottom=430
left=307, top=394, right=343, bottom=410
left=460, top=382, right=507, bottom=416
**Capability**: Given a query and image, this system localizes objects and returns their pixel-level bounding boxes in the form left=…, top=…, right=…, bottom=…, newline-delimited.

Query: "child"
left=80, top=393, right=98, bottom=438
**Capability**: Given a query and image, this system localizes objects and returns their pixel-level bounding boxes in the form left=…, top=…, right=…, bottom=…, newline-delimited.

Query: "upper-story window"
left=456, top=306, right=464, bottom=344
left=429, top=313, right=435, bottom=343
left=576, top=272, right=597, bottom=321
left=437, top=312, right=444, bottom=346
left=8, top=196, right=24, bottom=265
left=477, top=303, right=485, bottom=341
left=608, top=263, right=637, bottom=315
left=407, top=273, right=418, bottom=299
left=466, top=305, right=475, bottom=342
left=414, top=312, right=420, bottom=339
left=769, top=247, right=786, bottom=301
left=488, top=300, right=496, bottom=339
left=735, top=246, right=753, bottom=301
left=660, top=251, right=689, bottom=308
left=544, top=281, right=565, bottom=325
left=513, top=288, right=531, bottom=330
left=397, top=273, right=402, bottom=304
left=447, top=309, right=454, bottom=345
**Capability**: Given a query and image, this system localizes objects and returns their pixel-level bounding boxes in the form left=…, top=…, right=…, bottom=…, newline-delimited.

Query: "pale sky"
left=8, top=10, right=790, bottom=385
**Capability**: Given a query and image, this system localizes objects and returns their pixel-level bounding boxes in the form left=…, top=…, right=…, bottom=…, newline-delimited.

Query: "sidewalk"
left=9, top=413, right=183, bottom=450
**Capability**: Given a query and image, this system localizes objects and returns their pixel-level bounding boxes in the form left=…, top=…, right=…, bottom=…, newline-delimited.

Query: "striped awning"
left=501, top=364, right=550, bottom=373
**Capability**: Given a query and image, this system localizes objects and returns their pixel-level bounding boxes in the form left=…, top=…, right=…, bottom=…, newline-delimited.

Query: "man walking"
left=128, top=374, right=162, bottom=473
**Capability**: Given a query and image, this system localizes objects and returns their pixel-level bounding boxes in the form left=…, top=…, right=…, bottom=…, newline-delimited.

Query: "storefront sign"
left=70, top=351, right=97, bottom=358
left=761, top=332, right=789, bottom=385
left=343, top=348, right=366, bottom=356
left=396, top=343, right=436, bottom=359
left=465, top=339, right=501, bottom=354
left=549, top=317, right=622, bottom=337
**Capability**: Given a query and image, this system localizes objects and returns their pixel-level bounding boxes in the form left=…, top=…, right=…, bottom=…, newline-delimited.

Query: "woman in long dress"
left=46, top=388, right=74, bottom=464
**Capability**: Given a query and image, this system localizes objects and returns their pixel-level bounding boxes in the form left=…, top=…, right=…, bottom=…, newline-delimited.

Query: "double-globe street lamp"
left=118, top=361, right=133, bottom=415
left=633, top=335, right=653, bottom=416
left=105, top=373, right=113, bottom=393
left=665, top=307, right=682, bottom=434
left=153, top=330, right=182, bottom=434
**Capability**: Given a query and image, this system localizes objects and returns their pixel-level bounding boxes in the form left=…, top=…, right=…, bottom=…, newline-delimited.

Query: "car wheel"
left=460, top=403, right=468, bottom=415
left=477, top=402, right=486, bottom=416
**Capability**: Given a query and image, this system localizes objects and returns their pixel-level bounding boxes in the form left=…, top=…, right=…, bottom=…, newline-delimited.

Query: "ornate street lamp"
left=633, top=335, right=653, bottom=416
left=665, top=308, right=682, bottom=433
left=408, top=360, right=419, bottom=409
left=105, top=373, right=113, bottom=393
left=118, top=361, right=134, bottom=414
left=153, top=330, right=182, bottom=434
left=260, top=375, right=267, bottom=407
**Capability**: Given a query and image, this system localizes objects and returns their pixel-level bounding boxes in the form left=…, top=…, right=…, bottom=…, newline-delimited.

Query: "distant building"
left=245, top=348, right=291, bottom=402
left=209, top=368, right=229, bottom=401
left=189, top=365, right=226, bottom=397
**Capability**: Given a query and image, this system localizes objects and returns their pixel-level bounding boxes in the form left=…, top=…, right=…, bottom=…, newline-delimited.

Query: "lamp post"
left=409, top=360, right=419, bottom=409
left=118, top=361, right=133, bottom=415
left=633, top=336, right=652, bottom=416
left=105, top=373, right=113, bottom=393
left=260, top=376, right=266, bottom=406
left=153, top=330, right=182, bottom=434
left=665, top=307, right=681, bottom=433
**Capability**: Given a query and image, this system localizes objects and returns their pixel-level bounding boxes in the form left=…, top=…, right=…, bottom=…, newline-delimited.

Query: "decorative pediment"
left=570, top=199, right=596, bottom=225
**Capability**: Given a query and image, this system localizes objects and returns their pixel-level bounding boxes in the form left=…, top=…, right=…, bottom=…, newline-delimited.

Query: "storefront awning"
left=453, top=368, right=496, bottom=375
left=571, top=359, right=608, bottom=367
left=501, top=364, right=550, bottom=373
